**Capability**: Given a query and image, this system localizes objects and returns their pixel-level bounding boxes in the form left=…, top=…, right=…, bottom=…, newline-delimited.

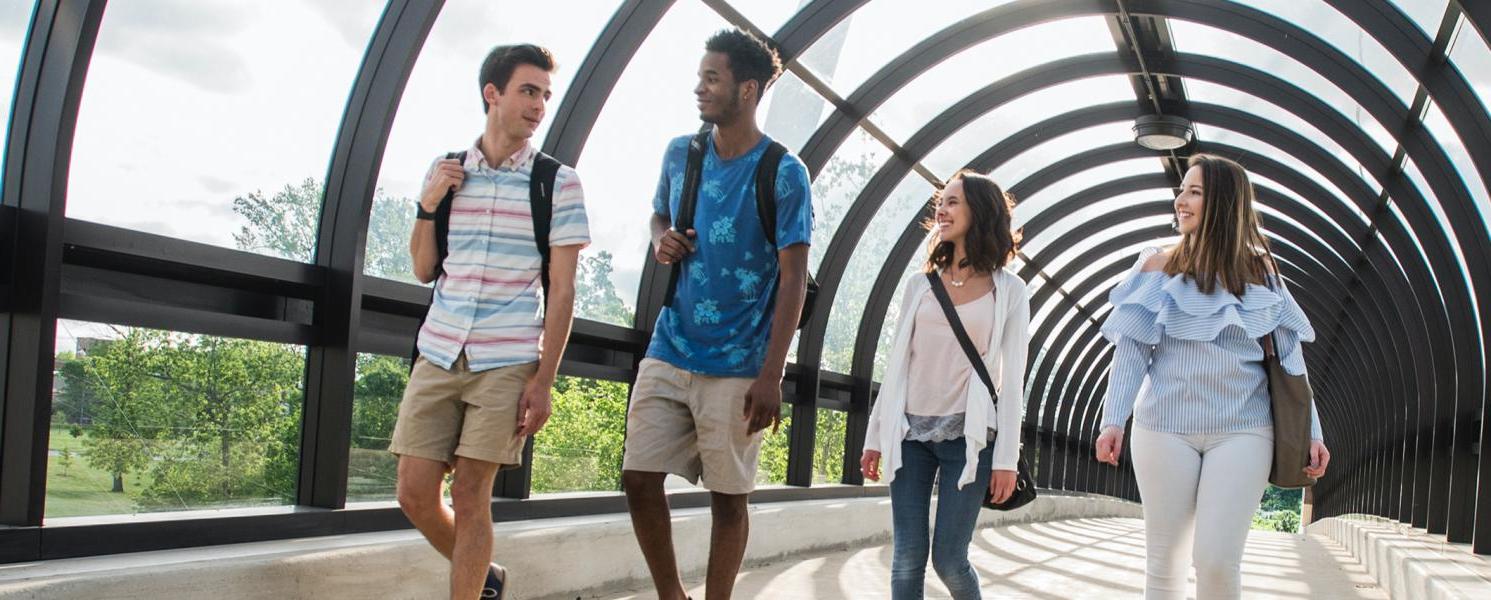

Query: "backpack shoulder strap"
left=662, top=131, right=712, bottom=308
left=416, top=149, right=466, bottom=366
left=754, top=140, right=788, bottom=247
left=529, top=151, right=561, bottom=301
left=432, top=150, right=467, bottom=278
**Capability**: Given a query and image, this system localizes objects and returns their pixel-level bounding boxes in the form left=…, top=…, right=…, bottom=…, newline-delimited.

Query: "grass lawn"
left=44, top=425, right=144, bottom=518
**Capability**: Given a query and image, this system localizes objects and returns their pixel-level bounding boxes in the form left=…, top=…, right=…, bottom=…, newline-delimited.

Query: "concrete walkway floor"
left=595, top=518, right=1385, bottom=599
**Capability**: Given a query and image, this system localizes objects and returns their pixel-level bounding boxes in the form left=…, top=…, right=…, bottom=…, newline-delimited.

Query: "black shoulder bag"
left=925, top=271, right=1036, bottom=511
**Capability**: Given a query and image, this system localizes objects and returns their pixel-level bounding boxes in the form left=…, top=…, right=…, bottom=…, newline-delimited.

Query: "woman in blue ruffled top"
left=1093, top=154, right=1331, bottom=600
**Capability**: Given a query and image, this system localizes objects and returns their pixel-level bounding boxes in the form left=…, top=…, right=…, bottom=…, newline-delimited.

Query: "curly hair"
left=704, top=28, right=782, bottom=104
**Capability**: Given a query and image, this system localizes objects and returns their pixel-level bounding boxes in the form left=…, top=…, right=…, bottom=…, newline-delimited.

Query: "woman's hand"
left=861, top=449, right=882, bottom=482
left=989, top=469, right=1018, bottom=504
left=1095, top=425, right=1125, bottom=466
left=1305, top=439, right=1330, bottom=479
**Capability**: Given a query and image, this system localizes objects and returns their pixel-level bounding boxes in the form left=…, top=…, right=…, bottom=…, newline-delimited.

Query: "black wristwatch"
left=416, top=204, right=437, bottom=220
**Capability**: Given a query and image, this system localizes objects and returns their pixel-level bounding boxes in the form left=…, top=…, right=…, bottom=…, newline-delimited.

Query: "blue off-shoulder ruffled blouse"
left=1099, top=247, right=1323, bottom=440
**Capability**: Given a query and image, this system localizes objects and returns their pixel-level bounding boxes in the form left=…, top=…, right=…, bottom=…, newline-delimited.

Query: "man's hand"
left=742, top=372, right=784, bottom=435
left=514, top=375, right=553, bottom=439
left=989, top=469, right=1018, bottom=504
left=420, top=158, right=464, bottom=212
left=653, top=228, right=697, bottom=265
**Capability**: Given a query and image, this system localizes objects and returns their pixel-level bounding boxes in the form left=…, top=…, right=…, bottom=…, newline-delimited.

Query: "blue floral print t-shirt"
left=647, top=132, right=813, bottom=377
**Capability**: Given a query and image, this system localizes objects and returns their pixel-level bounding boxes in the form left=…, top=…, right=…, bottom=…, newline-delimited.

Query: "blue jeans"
left=889, top=437, right=993, bottom=600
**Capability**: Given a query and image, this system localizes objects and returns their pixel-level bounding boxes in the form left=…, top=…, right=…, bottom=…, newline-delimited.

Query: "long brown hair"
left=1164, top=154, right=1274, bottom=295
left=924, top=170, right=1021, bottom=274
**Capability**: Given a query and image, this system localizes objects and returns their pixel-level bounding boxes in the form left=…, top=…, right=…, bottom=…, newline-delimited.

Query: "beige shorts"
left=622, top=358, right=763, bottom=495
left=387, top=354, right=537, bottom=469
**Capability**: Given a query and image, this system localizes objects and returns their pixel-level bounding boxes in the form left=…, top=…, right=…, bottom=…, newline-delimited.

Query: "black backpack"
left=411, top=149, right=562, bottom=364
left=662, top=130, right=818, bottom=329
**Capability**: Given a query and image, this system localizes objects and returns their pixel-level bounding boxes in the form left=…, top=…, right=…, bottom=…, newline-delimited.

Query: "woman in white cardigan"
left=860, top=170, right=1030, bottom=600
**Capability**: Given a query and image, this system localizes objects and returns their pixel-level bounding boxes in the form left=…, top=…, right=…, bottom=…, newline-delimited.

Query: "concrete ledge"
left=1308, top=515, right=1491, bottom=600
left=0, top=491, right=1139, bottom=599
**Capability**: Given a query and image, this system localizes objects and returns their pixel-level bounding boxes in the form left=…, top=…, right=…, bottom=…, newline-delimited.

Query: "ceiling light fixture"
left=1133, top=114, right=1194, bottom=151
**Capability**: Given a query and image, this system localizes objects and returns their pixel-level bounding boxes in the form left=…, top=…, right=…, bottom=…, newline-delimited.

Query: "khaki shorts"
left=622, top=358, right=762, bottom=495
left=387, top=354, right=537, bottom=469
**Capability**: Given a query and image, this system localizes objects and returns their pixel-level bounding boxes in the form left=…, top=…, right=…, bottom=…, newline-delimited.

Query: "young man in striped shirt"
left=389, top=44, right=589, bottom=600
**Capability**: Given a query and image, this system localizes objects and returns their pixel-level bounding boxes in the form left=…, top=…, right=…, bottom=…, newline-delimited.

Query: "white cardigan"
left=863, top=268, right=1030, bottom=489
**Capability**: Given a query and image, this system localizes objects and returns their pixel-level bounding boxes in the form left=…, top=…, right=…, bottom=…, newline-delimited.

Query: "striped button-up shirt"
left=416, top=141, right=589, bottom=372
left=1099, top=248, right=1324, bottom=440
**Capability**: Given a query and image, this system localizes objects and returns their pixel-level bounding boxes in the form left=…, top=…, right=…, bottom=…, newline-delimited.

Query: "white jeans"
left=1130, top=426, right=1273, bottom=600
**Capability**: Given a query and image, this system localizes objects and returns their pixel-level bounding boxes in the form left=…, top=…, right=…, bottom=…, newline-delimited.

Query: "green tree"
left=231, top=178, right=320, bottom=262
left=140, top=336, right=305, bottom=507
left=71, top=330, right=168, bottom=493
left=531, top=377, right=630, bottom=493
left=53, top=351, right=97, bottom=425
left=351, top=354, right=409, bottom=450
left=230, top=177, right=413, bottom=281
left=575, top=251, right=634, bottom=326
left=1259, top=485, right=1303, bottom=513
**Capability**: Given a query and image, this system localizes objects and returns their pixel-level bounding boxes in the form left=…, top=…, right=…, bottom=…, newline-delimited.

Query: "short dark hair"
left=479, top=44, right=556, bottom=113
left=704, top=29, right=782, bottom=104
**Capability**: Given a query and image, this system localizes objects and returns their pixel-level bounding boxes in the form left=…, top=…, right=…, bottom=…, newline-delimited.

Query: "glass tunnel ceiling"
left=6, top=0, right=1491, bottom=557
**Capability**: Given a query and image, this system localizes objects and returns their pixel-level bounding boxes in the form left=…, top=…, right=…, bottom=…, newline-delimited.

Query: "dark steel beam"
left=302, top=0, right=443, bottom=509
left=770, top=0, right=867, bottom=62
left=0, top=0, right=104, bottom=528
left=542, top=0, right=673, bottom=166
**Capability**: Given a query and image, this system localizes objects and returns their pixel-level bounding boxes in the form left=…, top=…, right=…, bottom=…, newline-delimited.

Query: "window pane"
left=757, top=402, right=795, bottom=485
left=917, top=75, right=1136, bottom=180
left=347, top=353, right=408, bottom=503
left=1401, top=156, right=1474, bottom=296
left=1255, top=203, right=1351, bottom=267
left=1229, top=0, right=1419, bottom=106
left=1016, top=157, right=1167, bottom=227
left=814, top=408, right=846, bottom=484
left=991, top=122, right=1137, bottom=188
left=49, top=320, right=303, bottom=518
left=1197, top=124, right=1371, bottom=223
left=763, top=69, right=838, bottom=154
left=1450, top=14, right=1491, bottom=113
left=873, top=248, right=926, bottom=382
left=1421, top=98, right=1491, bottom=238
left=0, top=0, right=33, bottom=196
left=870, top=17, right=1114, bottom=143
left=1253, top=174, right=1357, bottom=247
left=1022, top=187, right=1172, bottom=259
left=573, top=1, right=734, bottom=315
left=1388, top=0, right=1450, bottom=39
left=532, top=377, right=629, bottom=494
left=66, top=1, right=383, bottom=260
left=797, top=0, right=1018, bottom=96
left=755, top=406, right=847, bottom=486
left=822, top=174, right=935, bottom=374
left=367, top=1, right=615, bottom=286
left=808, top=126, right=894, bottom=272
left=1185, top=79, right=1382, bottom=204
left=1170, top=20, right=1399, bottom=157
left=728, top=0, right=804, bottom=36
